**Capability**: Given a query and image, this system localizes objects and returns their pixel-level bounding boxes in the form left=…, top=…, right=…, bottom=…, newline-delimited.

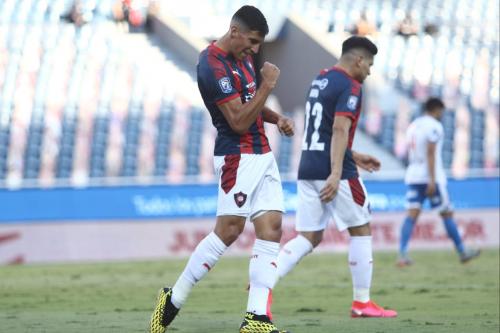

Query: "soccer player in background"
left=149, top=6, right=294, bottom=333
left=276, top=36, right=397, bottom=318
left=397, top=97, right=481, bottom=266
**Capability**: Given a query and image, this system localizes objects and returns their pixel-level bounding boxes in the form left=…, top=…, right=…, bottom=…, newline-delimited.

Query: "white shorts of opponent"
left=214, top=152, right=284, bottom=220
left=296, top=178, right=371, bottom=232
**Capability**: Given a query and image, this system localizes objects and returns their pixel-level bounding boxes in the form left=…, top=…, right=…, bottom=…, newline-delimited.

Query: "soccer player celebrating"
left=276, top=36, right=397, bottom=318
left=149, top=6, right=294, bottom=333
left=398, top=97, right=480, bottom=266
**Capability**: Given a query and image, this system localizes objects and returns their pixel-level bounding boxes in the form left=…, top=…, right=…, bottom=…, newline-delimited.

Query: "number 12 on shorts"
left=302, top=100, right=325, bottom=151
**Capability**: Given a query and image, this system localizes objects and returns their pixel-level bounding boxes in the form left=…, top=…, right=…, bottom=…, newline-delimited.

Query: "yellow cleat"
left=149, top=288, right=179, bottom=333
left=239, top=312, right=290, bottom=333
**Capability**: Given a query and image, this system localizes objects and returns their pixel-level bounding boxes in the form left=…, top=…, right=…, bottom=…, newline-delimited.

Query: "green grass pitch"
left=0, top=250, right=498, bottom=333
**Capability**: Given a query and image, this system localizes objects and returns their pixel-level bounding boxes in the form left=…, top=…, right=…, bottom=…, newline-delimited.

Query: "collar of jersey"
left=331, top=66, right=361, bottom=84
left=210, top=41, right=233, bottom=59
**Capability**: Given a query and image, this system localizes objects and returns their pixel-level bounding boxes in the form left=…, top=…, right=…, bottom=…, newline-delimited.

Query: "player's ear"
left=229, top=24, right=238, bottom=38
left=229, top=24, right=240, bottom=38
left=353, top=54, right=362, bottom=68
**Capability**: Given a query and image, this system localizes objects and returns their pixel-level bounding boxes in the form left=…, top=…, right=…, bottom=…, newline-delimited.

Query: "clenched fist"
left=260, top=62, right=280, bottom=89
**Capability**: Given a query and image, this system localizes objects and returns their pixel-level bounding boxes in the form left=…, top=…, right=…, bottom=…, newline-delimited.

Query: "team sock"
left=171, top=232, right=227, bottom=308
left=247, top=239, right=280, bottom=317
left=349, top=236, right=373, bottom=303
left=442, top=217, right=465, bottom=254
left=399, top=216, right=416, bottom=257
left=276, top=234, right=313, bottom=278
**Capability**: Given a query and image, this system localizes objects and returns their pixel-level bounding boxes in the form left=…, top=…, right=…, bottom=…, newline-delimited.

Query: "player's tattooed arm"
left=262, top=106, right=294, bottom=136
left=352, top=151, right=381, bottom=173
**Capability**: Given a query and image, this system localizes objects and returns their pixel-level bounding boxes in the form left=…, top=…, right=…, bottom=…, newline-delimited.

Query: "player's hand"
left=277, top=116, right=294, bottom=136
left=426, top=182, right=436, bottom=197
left=353, top=153, right=381, bottom=173
left=320, top=174, right=340, bottom=203
left=260, top=62, right=280, bottom=89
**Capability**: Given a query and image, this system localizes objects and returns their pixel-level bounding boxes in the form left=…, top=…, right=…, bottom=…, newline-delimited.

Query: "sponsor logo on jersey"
left=347, top=95, right=358, bottom=110
left=312, top=78, right=329, bottom=90
left=234, top=191, right=247, bottom=207
left=243, top=81, right=256, bottom=102
left=218, top=77, right=232, bottom=93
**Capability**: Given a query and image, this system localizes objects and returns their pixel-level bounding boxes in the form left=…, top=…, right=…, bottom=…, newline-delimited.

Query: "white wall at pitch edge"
left=0, top=209, right=497, bottom=265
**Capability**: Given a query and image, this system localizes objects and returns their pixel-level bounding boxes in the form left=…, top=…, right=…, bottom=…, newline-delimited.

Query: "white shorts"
left=405, top=182, right=453, bottom=212
left=214, top=152, right=284, bottom=220
left=296, top=178, right=371, bottom=232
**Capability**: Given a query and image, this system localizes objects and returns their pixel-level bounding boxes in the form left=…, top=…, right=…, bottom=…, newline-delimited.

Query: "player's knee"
left=214, top=219, right=245, bottom=245
left=311, top=233, right=323, bottom=247
left=440, top=210, right=453, bottom=219
left=408, top=209, right=421, bottom=220
left=256, top=227, right=282, bottom=242
left=301, top=231, right=323, bottom=248
left=348, top=223, right=371, bottom=236
left=224, top=224, right=244, bottom=244
left=253, top=211, right=283, bottom=242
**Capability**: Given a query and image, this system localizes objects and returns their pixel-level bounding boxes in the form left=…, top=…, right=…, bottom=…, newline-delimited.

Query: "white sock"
left=171, top=232, right=227, bottom=308
left=277, top=234, right=313, bottom=278
left=247, top=239, right=280, bottom=317
left=348, top=236, right=373, bottom=303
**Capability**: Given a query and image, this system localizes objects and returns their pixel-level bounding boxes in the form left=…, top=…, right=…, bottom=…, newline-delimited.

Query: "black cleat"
left=239, top=312, right=290, bottom=333
left=149, top=287, right=179, bottom=333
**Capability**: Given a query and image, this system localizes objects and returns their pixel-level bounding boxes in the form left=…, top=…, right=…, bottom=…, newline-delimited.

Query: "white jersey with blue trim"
left=404, top=115, right=447, bottom=185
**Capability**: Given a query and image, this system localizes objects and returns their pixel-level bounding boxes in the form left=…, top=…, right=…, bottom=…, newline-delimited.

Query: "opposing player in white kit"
left=149, top=6, right=294, bottom=333
left=398, top=97, right=480, bottom=266
left=276, top=36, right=397, bottom=318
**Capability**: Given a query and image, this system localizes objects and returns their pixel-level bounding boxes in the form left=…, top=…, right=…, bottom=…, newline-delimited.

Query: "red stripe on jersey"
left=348, top=178, right=366, bottom=206
left=336, top=111, right=357, bottom=120
left=351, top=84, right=361, bottom=95
left=348, top=116, right=359, bottom=148
left=226, top=61, right=242, bottom=93
left=256, top=114, right=271, bottom=153
left=207, top=49, right=228, bottom=81
left=239, top=58, right=270, bottom=153
left=216, top=93, right=240, bottom=105
left=221, top=155, right=241, bottom=193
left=239, top=57, right=255, bottom=94
left=331, top=66, right=361, bottom=86
left=239, top=132, right=254, bottom=154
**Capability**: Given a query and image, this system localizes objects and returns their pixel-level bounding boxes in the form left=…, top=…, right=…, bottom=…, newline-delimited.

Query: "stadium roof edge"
left=285, top=13, right=342, bottom=58
left=149, top=6, right=206, bottom=68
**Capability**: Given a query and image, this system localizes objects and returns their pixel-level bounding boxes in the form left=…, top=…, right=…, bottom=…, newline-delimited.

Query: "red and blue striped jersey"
left=197, top=42, right=271, bottom=156
left=298, top=67, right=362, bottom=180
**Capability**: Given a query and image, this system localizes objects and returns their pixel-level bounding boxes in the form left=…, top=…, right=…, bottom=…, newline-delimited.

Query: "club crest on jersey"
left=347, top=95, right=358, bottom=110
left=234, top=191, right=247, bottom=208
left=218, top=77, right=232, bottom=93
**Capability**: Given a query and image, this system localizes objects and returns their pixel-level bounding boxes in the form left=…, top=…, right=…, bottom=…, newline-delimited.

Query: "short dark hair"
left=232, top=5, right=269, bottom=37
left=424, top=97, right=445, bottom=112
left=341, top=36, right=378, bottom=56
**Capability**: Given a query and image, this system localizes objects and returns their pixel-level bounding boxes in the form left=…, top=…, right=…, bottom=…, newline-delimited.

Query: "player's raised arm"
left=218, top=61, right=279, bottom=135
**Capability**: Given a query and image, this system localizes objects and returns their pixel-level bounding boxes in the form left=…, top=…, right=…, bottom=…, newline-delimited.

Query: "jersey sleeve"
left=426, top=123, right=443, bottom=143
left=203, top=55, right=240, bottom=105
left=334, top=85, right=361, bottom=120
